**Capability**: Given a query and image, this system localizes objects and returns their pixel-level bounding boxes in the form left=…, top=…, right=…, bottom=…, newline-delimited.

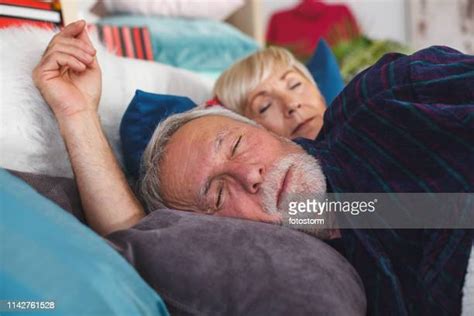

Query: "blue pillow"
left=120, top=40, right=344, bottom=178
left=98, top=16, right=259, bottom=73
left=120, top=90, right=196, bottom=179
left=306, top=39, right=345, bottom=105
left=0, top=169, right=169, bottom=315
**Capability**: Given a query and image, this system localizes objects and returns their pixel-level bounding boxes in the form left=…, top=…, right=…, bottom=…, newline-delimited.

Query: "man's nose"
left=231, top=162, right=264, bottom=194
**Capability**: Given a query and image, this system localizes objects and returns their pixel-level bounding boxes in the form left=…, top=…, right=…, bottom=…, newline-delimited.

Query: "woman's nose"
left=285, top=101, right=301, bottom=117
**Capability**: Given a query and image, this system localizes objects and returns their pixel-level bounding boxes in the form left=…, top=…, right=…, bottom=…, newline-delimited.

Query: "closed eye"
left=290, top=82, right=301, bottom=90
left=232, top=135, right=242, bottom=156
left=216, top=185, right=223, bottom=208
left=259, top=103, right=272, bottom=114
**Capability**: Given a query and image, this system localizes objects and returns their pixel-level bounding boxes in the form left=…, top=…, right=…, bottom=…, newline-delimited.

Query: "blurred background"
left=2, top=0, right=473, bottom=82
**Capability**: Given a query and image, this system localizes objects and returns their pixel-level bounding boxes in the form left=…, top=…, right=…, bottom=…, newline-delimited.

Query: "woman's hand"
left=33, top=20, right=101, bottom=121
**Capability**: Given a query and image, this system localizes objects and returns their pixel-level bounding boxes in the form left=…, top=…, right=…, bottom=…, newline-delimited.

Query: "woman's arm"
left=33, top=20, right=145, bottom=235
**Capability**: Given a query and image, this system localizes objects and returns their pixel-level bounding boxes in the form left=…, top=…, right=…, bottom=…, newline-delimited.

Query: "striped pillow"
left=88, top=24, right=154, bottom=61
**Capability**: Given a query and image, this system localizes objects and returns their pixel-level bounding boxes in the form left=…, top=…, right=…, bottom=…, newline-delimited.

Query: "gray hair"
left=139, top=106, right=258, bottom=212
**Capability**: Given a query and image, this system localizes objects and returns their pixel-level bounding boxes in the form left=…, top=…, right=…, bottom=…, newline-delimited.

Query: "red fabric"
left=88, top=24, right=154, bottom=61
left=266, top=0, right=359, bottom=58
left=0, top=0, right=62, bottom=29
left=0, top=0, right=51, bottom=10
left=0, top=16, right=54, bottom=28
left=205, top=97, right=222, bottom=108
left=121, top=26, right=134, bottom=58
left=132, top=27, right=144, bottom=59
left=112, top=26, right=123, bottom=56
left=142, top=28, right=154, bottom=61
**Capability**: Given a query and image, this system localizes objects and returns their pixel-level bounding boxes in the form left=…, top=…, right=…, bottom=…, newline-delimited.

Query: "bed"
left=1, top=3, right=472, bottom=315
left=0, top=23, right=367, bottom=315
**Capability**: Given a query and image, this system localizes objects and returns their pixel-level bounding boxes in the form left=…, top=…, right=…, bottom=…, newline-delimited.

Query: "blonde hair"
left=213, top=46, right=316, bottom=114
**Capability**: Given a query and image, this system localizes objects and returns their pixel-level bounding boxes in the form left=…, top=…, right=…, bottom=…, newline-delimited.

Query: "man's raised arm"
left=33, top=20, right=145, bottom=235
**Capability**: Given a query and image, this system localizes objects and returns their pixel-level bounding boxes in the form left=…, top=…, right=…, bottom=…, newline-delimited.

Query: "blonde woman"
left=213, top=47, right=329, bottom=140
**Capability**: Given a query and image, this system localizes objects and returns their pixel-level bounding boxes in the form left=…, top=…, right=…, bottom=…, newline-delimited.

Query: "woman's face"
left=244, top=67, right=326, bottom=140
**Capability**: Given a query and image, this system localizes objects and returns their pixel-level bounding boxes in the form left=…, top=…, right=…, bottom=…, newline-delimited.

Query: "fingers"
left=76, top=27, right=100, bottom=69
left=42, top=51, right=87, bottom=73
left=60, top=20, right=86, bottom=37
left=48, top=20, right=96, bottom=55
left=35, top=19, right=100, bottom=81
left=47, top=41, right=95, bottom=65
left=77, top=24, right=94, bottom=47
left=60, top=37, right=96, bottom=55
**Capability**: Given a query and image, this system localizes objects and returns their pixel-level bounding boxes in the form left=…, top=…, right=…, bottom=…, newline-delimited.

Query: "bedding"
left=120, top=90, right=196, bottom=179
left=97, top=0, right=244, bottom=21
left=0, top=169, right=169, bottom=315
left=107, top=209, right=366, bottom=315
left=0, top=0, right=62, bottom=29
left=98, top=15, right=259, bottom=73
left=9, top=169, right=86, bottom=223
left=5, top=168, right=474, bottom=315
left=306, top=39, right=345, bottom=105
left=88, top=23, right=154, bottom=60
left=5, top=169, right=367, bottom=315
left=2, top=23, right=471, bottom=316
left=0, top=26, right=213, bottom=178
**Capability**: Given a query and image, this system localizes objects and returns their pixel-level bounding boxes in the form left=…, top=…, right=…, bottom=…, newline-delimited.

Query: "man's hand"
left=32, top=20, right=144, bottom=235
left=33, top=20, right=101, bottom=120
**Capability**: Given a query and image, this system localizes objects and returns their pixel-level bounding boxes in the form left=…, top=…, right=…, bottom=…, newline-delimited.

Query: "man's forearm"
left=58, top=110, right=145, bottom=235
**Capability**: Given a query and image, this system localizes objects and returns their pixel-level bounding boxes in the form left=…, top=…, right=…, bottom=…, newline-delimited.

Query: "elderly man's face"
left=159, top=115, right=326, bottom=223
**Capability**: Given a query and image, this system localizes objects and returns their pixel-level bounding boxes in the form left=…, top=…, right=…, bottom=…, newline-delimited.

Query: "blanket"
left=296, top=46, right=474, bottom=315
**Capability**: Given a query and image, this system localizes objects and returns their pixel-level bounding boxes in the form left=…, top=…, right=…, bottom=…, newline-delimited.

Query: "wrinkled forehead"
left=175, top=115, right=248, bottom=142
left=158, top=116, right=250, bottom=209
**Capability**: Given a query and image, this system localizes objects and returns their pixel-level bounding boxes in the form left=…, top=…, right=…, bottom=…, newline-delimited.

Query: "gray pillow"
left=8, top=169, right=86, bottom=223
left=107, top=209, right=366, bottom=316
left=7, top=169, right=366, bottom=315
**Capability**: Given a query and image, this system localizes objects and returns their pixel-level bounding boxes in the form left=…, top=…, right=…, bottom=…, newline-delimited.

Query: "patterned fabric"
left=88, top=24, right=154, bottom=61
left=295, top=46, right=474, bottom=315
left=0, top=0, right=62, bottom=29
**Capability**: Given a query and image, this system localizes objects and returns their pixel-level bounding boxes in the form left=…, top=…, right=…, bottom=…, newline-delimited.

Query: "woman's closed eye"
left=290, top=82, right=301, bottom=90
left=259, top=102, right=272, bottom=114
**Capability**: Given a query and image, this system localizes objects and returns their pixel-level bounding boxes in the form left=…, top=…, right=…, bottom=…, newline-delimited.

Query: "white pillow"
left=0, top=26, right=213, bottom=178
left=99, top=0, right=244, bottom=21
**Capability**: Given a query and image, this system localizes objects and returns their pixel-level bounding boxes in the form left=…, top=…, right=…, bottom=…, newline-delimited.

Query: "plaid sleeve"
left=310, top=46, right=474, bottom=315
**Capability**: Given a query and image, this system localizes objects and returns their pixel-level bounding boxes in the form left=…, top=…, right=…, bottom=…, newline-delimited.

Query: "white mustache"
left=260, top=153, right=326, bottom=216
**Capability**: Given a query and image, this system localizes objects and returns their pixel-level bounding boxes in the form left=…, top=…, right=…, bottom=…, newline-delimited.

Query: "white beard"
left=260, top=152, right=332, bottom=239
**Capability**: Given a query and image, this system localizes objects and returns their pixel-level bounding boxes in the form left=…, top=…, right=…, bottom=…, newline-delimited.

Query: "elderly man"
left=34, top=21, right=472, bottom=315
